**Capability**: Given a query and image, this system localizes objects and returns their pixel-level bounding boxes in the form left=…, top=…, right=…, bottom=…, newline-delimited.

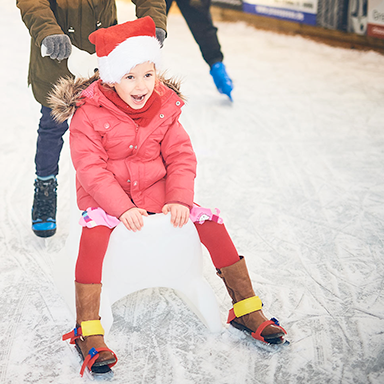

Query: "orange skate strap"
left=251, top=318, right=287, bottom=343
left=80, top=347, right=118, bottom=377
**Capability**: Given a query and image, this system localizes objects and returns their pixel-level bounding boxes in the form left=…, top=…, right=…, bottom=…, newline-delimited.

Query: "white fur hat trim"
left=97, top=35, right=161, bottom=84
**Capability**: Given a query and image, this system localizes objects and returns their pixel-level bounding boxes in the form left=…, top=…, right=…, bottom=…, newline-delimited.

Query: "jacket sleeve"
left=16, top=0, right=64, bottom=47
left=160, top=118, right=197, bottom=209
left=70, top=107, right=136, bottom=218
left=131, top=0, right=167, bottom=33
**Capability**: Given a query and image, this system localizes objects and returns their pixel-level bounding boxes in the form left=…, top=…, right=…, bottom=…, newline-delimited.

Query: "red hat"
left=89, top=17, right=161, bottom=83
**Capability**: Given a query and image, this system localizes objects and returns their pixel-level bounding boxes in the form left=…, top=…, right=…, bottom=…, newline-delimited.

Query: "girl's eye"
left=126, top=75, right=134, bottom=80
left=145, top=73, right=153, bottom=78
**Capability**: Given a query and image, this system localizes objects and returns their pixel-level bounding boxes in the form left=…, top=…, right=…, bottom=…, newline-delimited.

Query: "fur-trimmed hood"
left=48, top=71, right=184, bottom=124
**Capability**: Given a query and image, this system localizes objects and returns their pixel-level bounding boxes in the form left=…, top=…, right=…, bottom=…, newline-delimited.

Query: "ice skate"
left=217, top=256, right=287, bottom=346
left=62, top=283, right=117, bottom=377
left=210, top=61, right=233, bottom=101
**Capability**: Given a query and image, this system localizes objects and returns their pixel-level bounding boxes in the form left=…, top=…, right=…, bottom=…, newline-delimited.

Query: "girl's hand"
left=119, top=207, right=148, bottom=232
left=162, top=203, right=190, bottom=228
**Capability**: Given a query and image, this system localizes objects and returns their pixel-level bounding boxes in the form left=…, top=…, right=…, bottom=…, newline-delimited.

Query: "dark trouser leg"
left=32, top=106, right=68, bottom=237
left=173, top=0, right=223, bottom=67
left=165, top=0, right=174, bottom=12
left=35, top=105, right=68, bottom=177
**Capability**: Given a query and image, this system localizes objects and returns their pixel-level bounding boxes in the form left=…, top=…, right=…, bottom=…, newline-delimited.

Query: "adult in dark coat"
left=16, top=0, right=167, bottom=238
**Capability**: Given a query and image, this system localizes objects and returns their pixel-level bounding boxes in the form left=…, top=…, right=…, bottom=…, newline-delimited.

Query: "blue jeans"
left=35, top=105, right=69, bottom=177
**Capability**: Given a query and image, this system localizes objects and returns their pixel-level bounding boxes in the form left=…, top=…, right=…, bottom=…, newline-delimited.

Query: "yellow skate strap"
left=233, top=296, right=263, bottom=318
left=81, top=320, right=105, bottom=337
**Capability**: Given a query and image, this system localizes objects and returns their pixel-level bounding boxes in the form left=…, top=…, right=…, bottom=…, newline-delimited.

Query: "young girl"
left=50, top=17, right=287, bottom=377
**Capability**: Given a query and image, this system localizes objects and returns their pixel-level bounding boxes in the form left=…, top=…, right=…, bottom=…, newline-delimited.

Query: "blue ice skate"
left=210, top=62, right=233, bottom=101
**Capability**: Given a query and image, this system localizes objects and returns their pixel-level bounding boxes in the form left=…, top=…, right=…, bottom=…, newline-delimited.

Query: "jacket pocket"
left=93, top=119, right=136, bottom=159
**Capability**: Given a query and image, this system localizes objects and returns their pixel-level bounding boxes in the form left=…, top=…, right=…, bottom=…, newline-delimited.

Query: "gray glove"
left=155, top=28, right=166, bottom=48
left=42, top=34, right=72, bottom=61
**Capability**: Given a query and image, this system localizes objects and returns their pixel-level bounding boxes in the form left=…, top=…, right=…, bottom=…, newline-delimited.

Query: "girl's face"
left=113, top=62, right=156, bottom=110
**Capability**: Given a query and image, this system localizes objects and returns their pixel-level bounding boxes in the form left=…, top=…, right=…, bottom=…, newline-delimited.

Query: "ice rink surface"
left=1, top=1, right=384, bottom=383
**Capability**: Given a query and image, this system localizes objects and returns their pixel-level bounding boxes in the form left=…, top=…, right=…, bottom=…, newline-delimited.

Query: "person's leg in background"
left=166, top=0, right=233, bottom=100
left=32, top=105, right=68, bottom=237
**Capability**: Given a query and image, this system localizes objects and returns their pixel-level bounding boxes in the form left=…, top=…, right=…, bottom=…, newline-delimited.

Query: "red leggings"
left=75, top=220, right=240, bottom=284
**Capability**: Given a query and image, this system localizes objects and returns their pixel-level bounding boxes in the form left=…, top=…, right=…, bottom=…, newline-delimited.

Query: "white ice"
left=1, top=1, right=384, bottom=383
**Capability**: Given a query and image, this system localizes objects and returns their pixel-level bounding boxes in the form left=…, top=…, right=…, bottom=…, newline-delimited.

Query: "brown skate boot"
left=62, top=282, right=117, bottom=376
left=217, top=257, right=287, bottom=345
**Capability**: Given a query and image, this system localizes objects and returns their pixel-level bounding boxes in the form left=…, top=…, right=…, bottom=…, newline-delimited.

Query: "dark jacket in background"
left=16, top=0, right=167, bottom=106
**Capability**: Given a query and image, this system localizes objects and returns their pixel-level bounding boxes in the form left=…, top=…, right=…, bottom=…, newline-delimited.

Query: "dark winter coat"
left=48, top=75, right=196, bottom=218
left=16, top=0, right=167, bottom=107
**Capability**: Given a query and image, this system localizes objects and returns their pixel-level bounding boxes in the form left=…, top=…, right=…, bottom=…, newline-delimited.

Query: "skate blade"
left=91, top=370, right=114, bottom=381
left=243, top=330, right=290, bottom=352
left=83, top=368, right=114, bottom=381
left=74, top=344, right=115, bottom=380
left=229, top=326, right=290, bottom=352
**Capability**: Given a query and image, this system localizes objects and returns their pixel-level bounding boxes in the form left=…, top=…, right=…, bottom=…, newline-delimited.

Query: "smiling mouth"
left=131, top=94, right=146, bottom=102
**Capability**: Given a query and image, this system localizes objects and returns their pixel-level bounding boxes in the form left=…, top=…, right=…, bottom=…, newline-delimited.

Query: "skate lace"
left=33, top=179, right=58, bottom=219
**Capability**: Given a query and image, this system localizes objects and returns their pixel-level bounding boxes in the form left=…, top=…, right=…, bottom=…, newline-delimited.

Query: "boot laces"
left=32, top=178, right=58, bottom=219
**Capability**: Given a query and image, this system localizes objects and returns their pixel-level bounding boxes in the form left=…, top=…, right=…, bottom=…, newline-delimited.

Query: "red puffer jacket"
left=69, top=80, right=197, bottom=218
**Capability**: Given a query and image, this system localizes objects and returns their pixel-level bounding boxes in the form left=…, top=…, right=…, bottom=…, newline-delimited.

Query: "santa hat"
left=89, top=16, right=161, bottom=84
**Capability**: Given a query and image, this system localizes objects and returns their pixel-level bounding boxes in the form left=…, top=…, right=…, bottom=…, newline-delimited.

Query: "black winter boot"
left=31, top=177, right=57, bottom=238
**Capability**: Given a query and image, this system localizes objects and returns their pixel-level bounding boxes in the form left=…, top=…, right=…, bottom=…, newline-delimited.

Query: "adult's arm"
left=132, top=0, right=167, bottom=33
left=16, top=0, right=63, bottom=47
